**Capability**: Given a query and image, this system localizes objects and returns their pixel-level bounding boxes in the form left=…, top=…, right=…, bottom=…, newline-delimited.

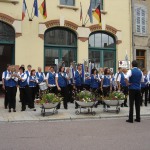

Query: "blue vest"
left=84, top=72, right=91, bottom=85
left=129, top=68, right=142, bottom=90
left=25, top=71, right=30, bottom=78
left=7, top=72, right=17, bottom=87
left=36, top=72, right=44, bottom=83
left=3, top=71, right=9, bottom=87
left=141, top=75, right=148, bottom=88
left=103, top=75, right=111, bottom=86
left=90, top=75, right=99, bottom=88
left=19, top=73, right=28, bottom=88
left=75, top=71, right=82, bottom=86
left=29, top=76, right=37, bottom=87
left=48, top=72, right=55, bottom=85
left=120, top=73, right=126, bottom=87
left=58, top=73, right=67, bottom=87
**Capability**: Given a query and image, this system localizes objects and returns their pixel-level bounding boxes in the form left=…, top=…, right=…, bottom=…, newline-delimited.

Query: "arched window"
left=44, top=28, right=77, bottom=69
left=0, top=21, right=15, bottom=82
left=0, top=21, right=15, bottom=43
left=89, top=32, right=116, bottom=72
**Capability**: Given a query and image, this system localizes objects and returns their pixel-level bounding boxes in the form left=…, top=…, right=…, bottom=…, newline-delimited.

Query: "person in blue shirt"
left=84, top=67, right=91, bottom=91
left=141, top=68, right=148, bottom=107
left=29, top=69, right=38, bottom=109
left=25, top=65, right=32, bottom=78
left=101, top=68, right=112, bottom=97
left=6, top=66, right=18, bottom=112
left=90, top=68, right=100, bottom=93
left=46, top=66, right=57, bottom=94
left=55, top=66, right=69, bottom=109
left=118, top=68, right=128, bottom=107
left=2, top=64, right=11, bottom=109
left=74, top=64, right=83, bottom=92
left=18, top=67, right=33, bottom=111
left=125, top=60, right=144, bottom=123
left=101, top=68, right=112, bottom=108
left=36, top=67, right=46, bottom=98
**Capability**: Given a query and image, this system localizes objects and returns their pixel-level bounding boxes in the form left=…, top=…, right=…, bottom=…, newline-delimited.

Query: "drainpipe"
left=131, top=0, right=135, bottom=61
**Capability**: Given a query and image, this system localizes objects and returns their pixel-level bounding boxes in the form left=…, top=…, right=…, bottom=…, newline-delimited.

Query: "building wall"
left=132, top=0, right=150, bottom=70
left=0, top=0, right=132, bottom=72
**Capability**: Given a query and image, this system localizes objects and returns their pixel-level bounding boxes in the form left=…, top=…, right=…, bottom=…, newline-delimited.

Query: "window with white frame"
left=135, top=5, right=147, bottom=34
left=60, top=0, right=75, bottom=6
left=91, top=0, right=103, bottom=10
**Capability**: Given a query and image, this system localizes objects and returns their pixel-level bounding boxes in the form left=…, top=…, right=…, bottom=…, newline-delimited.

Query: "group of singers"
left=2, top=63, right=150, bottom=113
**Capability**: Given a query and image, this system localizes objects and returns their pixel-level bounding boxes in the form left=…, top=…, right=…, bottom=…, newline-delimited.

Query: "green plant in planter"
left=76, top=90, right=95, bottom=102
left=40, top=93, right=62, bottom=104
left=103, top=91, right=125, bottom=100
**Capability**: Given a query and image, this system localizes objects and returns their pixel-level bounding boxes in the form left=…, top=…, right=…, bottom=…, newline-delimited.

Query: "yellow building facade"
left=0, top=0, right=132, bottom=75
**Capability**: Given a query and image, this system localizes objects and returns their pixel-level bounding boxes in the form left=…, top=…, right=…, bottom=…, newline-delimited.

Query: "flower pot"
left=103, top=100, right=124, bottom=106
left=42, top=102, right=59, bottom=109
left=75, top=100, right=95, bottom=107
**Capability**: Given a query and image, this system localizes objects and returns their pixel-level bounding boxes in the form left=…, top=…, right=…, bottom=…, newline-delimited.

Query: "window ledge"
left=134, top=33, right=149, bottom=37
left=92, top=9, right=107, bottom=15
left=57, top=5, right=79, bottom=11
left=0, top=0, right=19, bottom=5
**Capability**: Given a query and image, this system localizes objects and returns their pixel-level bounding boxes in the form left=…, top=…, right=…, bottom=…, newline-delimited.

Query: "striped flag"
left=33, top=0, right=38, bottom=17
left=88, top=0, right=93, bottom=23
left=39, top=0, right=47, bottom=19
left=80, top=2, right=83, bottom=21
left=93, top=4, right=102, bottom=26
left=22, top=0, right=27, bottom=20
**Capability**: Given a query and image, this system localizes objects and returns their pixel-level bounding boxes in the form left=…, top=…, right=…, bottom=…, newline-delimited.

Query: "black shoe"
left=21, top=109, right=26, bottom=111
left=64, top=107, right=68, bottom=110
left=126, top=119, right=133, bottom=123
left=124, top=104, right=128, bottom=107
left=13, top=109, right=16, bottom=112
left=121, top=104, right=124, bottom=107
left=145, top=104, right=147, bottom=107
left=8, top=109, right=11, bottom=113
left=134, top=119, right=140, bottom=122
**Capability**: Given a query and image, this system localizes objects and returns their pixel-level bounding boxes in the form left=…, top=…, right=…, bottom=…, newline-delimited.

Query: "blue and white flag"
left=33, top=0, right=38, bottom=17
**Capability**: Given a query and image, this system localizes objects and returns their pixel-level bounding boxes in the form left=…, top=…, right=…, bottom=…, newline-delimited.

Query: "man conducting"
left=125, top=60, right=144, bottom=123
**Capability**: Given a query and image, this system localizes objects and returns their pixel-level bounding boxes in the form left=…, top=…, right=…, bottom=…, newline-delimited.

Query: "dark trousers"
left=7, top=86, right=17, bottom=110
left=59, top=86, right=68, bottom=109
left=83, top=84, right=90, bottom=91
left=148, top=85, right=150, bottom=102
left=121, top=86, right=128, bottom=105
left=103, top=86, right=110, bottom=97
left=141, top=87, right=148, bottom=106
left=20, top=86, right=33, bottom=110
left=29, top=87, right=36, bottom=108
left=103, top=86, right=110, bottom=107
left=75, top=85, right=83, bottom=108
left=129, top=89, right=141, bottom=121
left=4, top=86, right=9, bottom=109
left=35, top=85, right=39, bottom=99
left=76, top=85, right=83, bottom=93
left=67, top=84, right=73, bottom=102
left=48, top=86, right=57, bottom=94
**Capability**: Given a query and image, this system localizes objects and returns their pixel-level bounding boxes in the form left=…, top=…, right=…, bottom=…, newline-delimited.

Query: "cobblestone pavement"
left=0, top=91, right=150, bottom=122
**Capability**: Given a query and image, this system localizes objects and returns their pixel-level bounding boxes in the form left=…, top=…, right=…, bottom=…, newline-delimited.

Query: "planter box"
left=75, top=101, right=95, bottom=107
left=103, top=100, right=124, bottom=106
left=42, top=102, right=59, bottom=109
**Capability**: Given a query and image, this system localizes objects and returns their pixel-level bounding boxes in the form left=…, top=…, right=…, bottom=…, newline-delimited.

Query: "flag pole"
left=83, top=13, right=88, bottom=26
left=26, top=6, right=32, bottom=21
left=84, top=18, right=90, bottom=26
